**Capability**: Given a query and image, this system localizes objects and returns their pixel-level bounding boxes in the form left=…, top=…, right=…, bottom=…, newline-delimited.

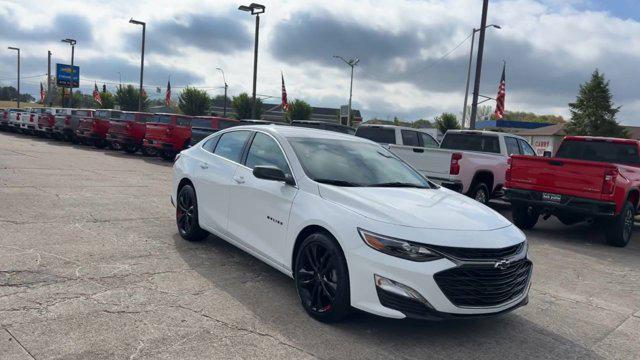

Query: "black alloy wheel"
left=176, top=185, right=208, bottom=241
left=295, top=233, right=350, bottom=322
left=606, top=201, right=634, bottom=247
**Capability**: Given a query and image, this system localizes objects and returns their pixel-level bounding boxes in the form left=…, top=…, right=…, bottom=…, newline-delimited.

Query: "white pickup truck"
left=355, top=125, right=536, bottom=204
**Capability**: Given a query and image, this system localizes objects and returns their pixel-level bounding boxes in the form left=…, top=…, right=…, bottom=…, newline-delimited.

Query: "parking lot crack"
left=4, top=328, right=36, bottom=359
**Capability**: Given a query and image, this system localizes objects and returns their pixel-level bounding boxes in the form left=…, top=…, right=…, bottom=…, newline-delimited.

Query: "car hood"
left=318, top=185, right=512, bottom=231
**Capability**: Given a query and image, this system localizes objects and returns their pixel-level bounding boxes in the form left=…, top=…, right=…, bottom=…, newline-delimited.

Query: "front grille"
left=429, top=242, right=524, bottom=261
left=376, top=288, right=431, bottom=317
left=434, top=259, right=532, bottom=307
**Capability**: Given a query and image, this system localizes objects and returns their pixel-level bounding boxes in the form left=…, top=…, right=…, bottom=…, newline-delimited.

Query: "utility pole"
left=8, top=47, right=20, bottom=108
left=216, top=68, right=228, bottom=117
left=239, top=3, right=265, bottom=119
left=47, top=50, right=51, bottom=105
left=129, top=19, right=146, bottom=111
left=469, top=0, right=489, bottom=130
left=333, top=55, right=359, bottom=127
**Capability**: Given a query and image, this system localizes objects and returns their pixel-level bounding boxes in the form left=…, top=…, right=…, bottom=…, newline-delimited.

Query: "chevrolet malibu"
left=172, top=125, right=531, bottom=322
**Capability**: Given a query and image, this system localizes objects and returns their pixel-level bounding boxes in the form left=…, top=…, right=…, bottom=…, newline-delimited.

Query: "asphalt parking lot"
left=1, top=131, right=639, bottom=360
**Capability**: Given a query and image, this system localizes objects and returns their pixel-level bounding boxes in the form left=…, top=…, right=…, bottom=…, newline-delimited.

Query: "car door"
left=194, top=130, right=252, bottom=235
left=226, top=132, right=298, bottom=266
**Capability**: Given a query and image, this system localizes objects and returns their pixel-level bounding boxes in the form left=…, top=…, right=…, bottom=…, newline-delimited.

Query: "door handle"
left=412, top=148, right=424, bottom=153
left=233, top=176, right=245, bottom=184
left=200, top=163, right=209, bottom=169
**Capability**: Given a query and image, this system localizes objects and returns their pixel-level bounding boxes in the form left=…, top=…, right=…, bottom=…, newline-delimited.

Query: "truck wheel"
left=470, top=183, right=490, bottom=205
left=141, top=147, right=158, bottom=157
left=605, top=201, right=634, bottom=247
left=94, top=140, right=108, bottom=149
left=512, top=204, right=539, bottom=230
left=160, top=150, right=175, bottom=161
left=124, top=144, right=139, bottom=154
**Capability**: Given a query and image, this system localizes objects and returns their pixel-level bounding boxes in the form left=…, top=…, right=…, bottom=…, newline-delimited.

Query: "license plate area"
left=541, top=192, right=562, bottom=203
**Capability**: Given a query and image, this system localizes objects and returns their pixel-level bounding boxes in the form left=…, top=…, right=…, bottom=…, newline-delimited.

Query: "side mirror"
left=543, top=151, right=552, bottom=158
left=253, top=166, right=295, bottom=186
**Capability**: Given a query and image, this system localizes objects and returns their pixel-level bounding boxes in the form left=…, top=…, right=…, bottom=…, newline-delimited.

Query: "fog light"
left=374, top=274, right=433, bottom=309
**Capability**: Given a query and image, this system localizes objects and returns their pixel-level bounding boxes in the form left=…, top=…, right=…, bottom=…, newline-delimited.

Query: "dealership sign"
left=56, top=63, right=80, bottom=88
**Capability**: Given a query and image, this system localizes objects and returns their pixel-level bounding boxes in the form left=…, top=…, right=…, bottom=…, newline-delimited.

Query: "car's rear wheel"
left=512, top=204, right=539, bottom=230
left=469, top=183, right=490, bottom=205
left=294, top=232, right=351, bottom=323
left=176, top=185, right=208, bottom=242
left=124, top=144, right=139, bottom=154
left=605, top=201, right=634, bottom=247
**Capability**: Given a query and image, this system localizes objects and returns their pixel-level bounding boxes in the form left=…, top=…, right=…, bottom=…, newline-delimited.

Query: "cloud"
left=0, top=12, right=93, bottom=43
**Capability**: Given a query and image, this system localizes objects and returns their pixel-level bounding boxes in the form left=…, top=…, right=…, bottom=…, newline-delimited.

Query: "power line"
left=0, top=73, right=46, bottom=81
left=421, top=32, right=474, bottom=72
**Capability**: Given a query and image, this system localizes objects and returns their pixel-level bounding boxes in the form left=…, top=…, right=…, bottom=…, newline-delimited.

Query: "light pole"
left=216, top=67, right=228, bottom=117
left=61, top=38, right=76, bottom=108
left=118, top=71, right=122, bottom=89
left=333, top=55, right=359, bottom=127
left=129, top=18, right=146, bottom=111
left=462, top=24, right=500, bottom=128
left=7, top=47, right=19, bottom=108
left=238, top=3, right=265, bottom=119
left=469, top=0, right=490, bottom=130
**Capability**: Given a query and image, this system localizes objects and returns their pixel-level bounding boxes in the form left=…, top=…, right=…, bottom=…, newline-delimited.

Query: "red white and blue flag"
left=165, top=80, right=171, bottom=106
left=494, top=62, right=506, bottom=119
left=39, top=82, right=46, bottom=103
left=281, top=72, right=288, bottom=111
left=93, top=83, right=102, bottom=105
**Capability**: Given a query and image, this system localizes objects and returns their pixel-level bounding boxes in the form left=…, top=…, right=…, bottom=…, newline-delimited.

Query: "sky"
left=1, top=0, right=639, bottom=124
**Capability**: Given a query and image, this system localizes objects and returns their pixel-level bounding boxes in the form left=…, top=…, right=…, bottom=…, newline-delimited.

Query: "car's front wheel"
left=294, top=232, right=351, bottom=323
left=176, top=184, right=208, bottom=242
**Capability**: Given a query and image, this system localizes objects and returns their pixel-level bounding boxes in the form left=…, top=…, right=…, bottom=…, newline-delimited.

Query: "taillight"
left=29, top=114, right=34, bottom=122
left=65, top=116, right=71, bottom=125
left=506, top=157, right=512, bottom=182
left=602, top=169, right=618, bottom=194
left=450, top=152, right=462, bottom=175
left=48, top=115, right=55, bottom=126
left=17, top=113, right=21, bottom=120
left=165, top=127, right=172, bottom=134
left=126, top=122, right=132, bottom=130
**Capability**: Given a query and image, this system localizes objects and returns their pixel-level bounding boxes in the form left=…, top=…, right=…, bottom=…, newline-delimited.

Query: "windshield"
left=288, top=137, right=431, bottom=188
left=556, top=140, right=640, bottom=165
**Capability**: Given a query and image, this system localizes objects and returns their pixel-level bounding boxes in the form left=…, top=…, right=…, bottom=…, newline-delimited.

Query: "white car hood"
left=318, top=185, right=512, bottom=231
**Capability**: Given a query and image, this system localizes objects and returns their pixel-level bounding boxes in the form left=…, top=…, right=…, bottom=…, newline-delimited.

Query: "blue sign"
left=56, top=63, right=80, bottom=88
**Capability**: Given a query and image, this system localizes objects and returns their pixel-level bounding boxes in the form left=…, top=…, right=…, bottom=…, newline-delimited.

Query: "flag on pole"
left=93, top=83, right=103, bottom=105
left=39, top=82, right=46, bottom=103
left=165, top=80, right=171, bottom=107
left=281, top=72, right=288, bottom=111
left=494, top=62, right=506, bottom=119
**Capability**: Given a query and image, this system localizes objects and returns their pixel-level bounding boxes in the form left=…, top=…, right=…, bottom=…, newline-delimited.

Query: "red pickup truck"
left=506, top=136, right=640, bottom=247
left=142, top=113, right=192, bottom=160
left=107, top=111, right=154, bottom=154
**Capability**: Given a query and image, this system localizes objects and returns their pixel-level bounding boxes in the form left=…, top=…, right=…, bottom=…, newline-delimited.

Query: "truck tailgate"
left=388, top=145, right=452, bottom=177
left=509, top=155, right=613, bottom=200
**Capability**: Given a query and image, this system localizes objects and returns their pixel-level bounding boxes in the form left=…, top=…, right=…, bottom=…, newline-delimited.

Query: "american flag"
left=494, top=62, right=506, bottom=119
left=39, top=82, right=46, bottom=103
left=93, top=83, right=103, bottom=105
left=165, top=80, right=171, bottom=106
left=281, top=72, right=288, bottom=111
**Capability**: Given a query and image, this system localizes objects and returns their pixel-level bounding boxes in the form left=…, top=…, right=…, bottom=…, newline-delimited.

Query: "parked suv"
left=77, top=109, right=115, bottom=148
left=143, top=113, right=192, bottom=160
left=189, top=116, right=239, bottom=146
left=107, top=111, right=154, bottom=154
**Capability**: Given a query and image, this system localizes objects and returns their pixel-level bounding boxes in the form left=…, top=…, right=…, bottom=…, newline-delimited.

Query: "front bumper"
left=506, top=188, right=616, bottom=217
left=347, top=226, right=531, bottom=320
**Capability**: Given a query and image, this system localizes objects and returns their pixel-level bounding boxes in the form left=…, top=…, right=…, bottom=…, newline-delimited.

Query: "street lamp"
left=216, top=67, right=228, bottom=117
left=333, top=55, right=359, bottom=127
left=461, top=24, right=500, bottom=128
left=7, top=47, right=20, bottom=108
left=238, top=3, right=265, bottom=119
left=129, top=18, right=146, bottom=111
left=61, top=38, right=76, bottom=108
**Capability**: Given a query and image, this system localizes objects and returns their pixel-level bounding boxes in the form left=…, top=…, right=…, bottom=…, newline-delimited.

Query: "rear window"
left=556, top=140, right=640, bottom=165
left=152, top=115, right=172, bottom=124
left=440, top=133, right=500, bottom=154
left=72, top=110, right=90, bottom=117
left=176, top=117, right=191, bottom=126
left=55, top=109, right=70, bottom=115
left=401, top=130, right=420, bottom=147
left=355, top=127, right=396, bottom=144
left=219, top=119, right=238, bottom=130
left=191, top=118, right=212, bottom=129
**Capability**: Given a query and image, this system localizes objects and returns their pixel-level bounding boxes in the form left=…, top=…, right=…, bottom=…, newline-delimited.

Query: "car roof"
left=233, top=124, right=367, bottom=142
left=357, top=123, right=434, bottom=133
left=446, top=129, right=526, bottom=140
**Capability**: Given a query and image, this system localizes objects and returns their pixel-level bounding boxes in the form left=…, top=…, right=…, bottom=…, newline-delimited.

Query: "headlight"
left=358, top=229, right=443, bottom=262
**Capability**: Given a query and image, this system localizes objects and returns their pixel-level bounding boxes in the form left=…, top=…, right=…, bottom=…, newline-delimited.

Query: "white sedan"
left=172, top=125, right=531, bottom=322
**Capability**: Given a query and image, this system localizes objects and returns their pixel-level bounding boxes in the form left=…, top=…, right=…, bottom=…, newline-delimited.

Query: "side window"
left=518, top=139, right=536, bottom=156
left=401, top=130, right=420, bottom=147
left=419, top=133, right=439, bottom=148
left=202, top=134, right=221, bottom=153
left=505, top=137, right=521, bottom=155
left=245, top=133, right=291, bottom=175
left=176, top=117, right=191, bottom=126
left=213, top=131, right=251, bottom=163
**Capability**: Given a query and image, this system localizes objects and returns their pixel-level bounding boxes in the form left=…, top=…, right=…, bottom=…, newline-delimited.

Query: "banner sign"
left=56, top=63, right=80, bottom=88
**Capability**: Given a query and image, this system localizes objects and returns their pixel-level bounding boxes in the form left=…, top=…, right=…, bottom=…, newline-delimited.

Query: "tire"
left=123, top=144, right=139, bottom=154
left=512, top=204, right=539, bottom=230
left=469, top=183, right=490, bottom=205
left=160, top=150, right=175, bottom=161
left=176, top=185, right=209, bottom=242
left=94, top=139, right=108, bottom=149
left=141, top=147, right=158, bottom=157
left=605, top=201, right=634, bottom=247
left=294, top=232, right=351, bottom=323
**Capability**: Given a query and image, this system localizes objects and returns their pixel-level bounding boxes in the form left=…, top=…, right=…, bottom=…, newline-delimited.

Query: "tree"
left=178, top=87, right=211, bottom=116
left=286, top=99, right=312, bottom=121
left=491, top=110, right=565, bottom=124
left=115, top=85, right=149, bottom=111
left=232, top=92, right=263, bottom=119
left=0, top=86, right=34, bottom=102
left=565, top=70, right=627, bottom=138
left=412, top=119, right=433, bottom=128
left=99, top=91, right=116, bottom=109
left=434, top=112, right=461, bottom=134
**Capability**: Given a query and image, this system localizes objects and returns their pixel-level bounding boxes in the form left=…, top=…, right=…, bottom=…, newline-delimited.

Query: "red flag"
left=93, top=83, right=103, bottom=105
left=281, top=72, right=288, bottom=111
left=494, top=62, right=506, bottom=119
left=39, top=82, right=46, bottom=103
left=165, top=80, right=171, bottom=106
